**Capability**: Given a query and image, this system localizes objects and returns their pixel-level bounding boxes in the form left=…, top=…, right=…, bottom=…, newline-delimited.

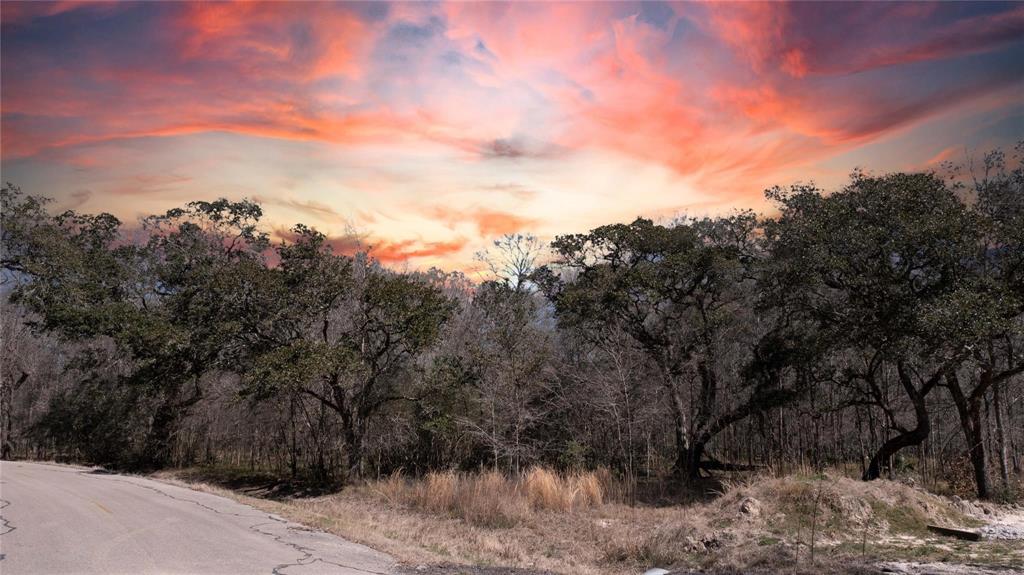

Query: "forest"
left=2, top=145, right=1022, bottom=503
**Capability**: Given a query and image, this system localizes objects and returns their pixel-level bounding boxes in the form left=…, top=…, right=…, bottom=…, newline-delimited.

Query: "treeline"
left=2, top=147, right=1022, bottom=501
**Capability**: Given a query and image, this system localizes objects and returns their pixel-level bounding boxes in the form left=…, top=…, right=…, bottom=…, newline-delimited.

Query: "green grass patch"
left=868, top=500, right=929, bottom=535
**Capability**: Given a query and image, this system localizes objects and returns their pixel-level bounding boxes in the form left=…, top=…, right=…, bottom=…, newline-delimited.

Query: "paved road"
left=0, top=461, right=396, bottom=574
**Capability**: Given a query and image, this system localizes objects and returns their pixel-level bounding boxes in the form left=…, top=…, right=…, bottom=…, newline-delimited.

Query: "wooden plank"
left=926, top=524, right=982, bottom=541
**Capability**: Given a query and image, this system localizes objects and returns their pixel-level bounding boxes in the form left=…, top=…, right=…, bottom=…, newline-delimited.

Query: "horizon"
left=2, top=1, right=1023, bottom=271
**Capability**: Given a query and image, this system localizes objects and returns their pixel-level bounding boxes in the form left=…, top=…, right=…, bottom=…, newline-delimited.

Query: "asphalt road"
left=0, top=460, right=396, bottom=574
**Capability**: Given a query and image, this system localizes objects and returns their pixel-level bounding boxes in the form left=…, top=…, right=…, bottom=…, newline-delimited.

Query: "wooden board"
left=926, top=524, right=982, bottom=541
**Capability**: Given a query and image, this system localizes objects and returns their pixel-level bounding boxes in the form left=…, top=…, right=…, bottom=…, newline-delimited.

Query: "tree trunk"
left=0, top=377, right=9, bottom=460
left=143, top=399, right=180, bottom=468
left=0, top=372, right=29, bottom=460
left=965, top=407, right=990, bottom=499
left=945, top=371, right=991, bottom=500
left=863, top=362, right=934, bottom=481
left=341, top=410, right=365, bottom=481
left=685, top=441, right=706, bottom=480
left=665, top=380, right=690, bottom=478
left=993, top=384, right=1010, bottom=489
left=863, top=418, right=929, bottom=480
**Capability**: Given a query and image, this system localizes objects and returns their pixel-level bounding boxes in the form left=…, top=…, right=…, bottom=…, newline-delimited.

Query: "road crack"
left=0, top=498, right=15, bottom=537
left=249, top=520, right=388, bottom=575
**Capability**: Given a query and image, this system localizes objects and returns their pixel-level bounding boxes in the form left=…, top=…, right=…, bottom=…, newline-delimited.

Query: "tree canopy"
left=2, top=145, right=1023, bottom=499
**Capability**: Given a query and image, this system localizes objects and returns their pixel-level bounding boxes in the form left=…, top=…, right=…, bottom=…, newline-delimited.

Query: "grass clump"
left=372, top=466, right=609, bottom=527
left=523, top=467, right=604, bottom=511
left=376, top=469, right=529, bottom=527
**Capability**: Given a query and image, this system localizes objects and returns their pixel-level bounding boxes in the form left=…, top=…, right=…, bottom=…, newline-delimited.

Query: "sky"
left=2, top=1, right=1023, bottom=271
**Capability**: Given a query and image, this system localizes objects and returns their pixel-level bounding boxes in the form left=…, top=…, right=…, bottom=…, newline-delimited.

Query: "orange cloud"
left=3, top=106, right=452, bottom=160
left=370, top=238, right=468, bottom=263
left=274, top=226, right=467, bottom=265
left=925, top=146, right=963, bottom=167
left=430, top=206, right=540, bottom=237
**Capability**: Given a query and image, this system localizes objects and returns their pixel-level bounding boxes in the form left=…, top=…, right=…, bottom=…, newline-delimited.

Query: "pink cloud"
left=852, top=5, right=1024, bottom=73
left=697, top=2, right=1024, bottom=78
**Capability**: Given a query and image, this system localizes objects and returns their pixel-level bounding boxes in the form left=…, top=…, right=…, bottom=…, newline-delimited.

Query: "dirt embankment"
left=694, top=475, right=1022, bottom=573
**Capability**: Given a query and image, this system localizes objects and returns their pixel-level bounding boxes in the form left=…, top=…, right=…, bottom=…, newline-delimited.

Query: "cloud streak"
left=274, top=226, right=468, bottom=264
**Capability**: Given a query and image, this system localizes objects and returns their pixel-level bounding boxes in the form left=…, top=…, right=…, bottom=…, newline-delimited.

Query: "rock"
left=878, top=562, right=1014, bottom=574
left=683, top=535, right=701, bottom=552
left=684, top=533, right=723, bottom=553
left=739, top=496, right=761, bottom=517
left=979, top=523, right=1024, bottom=540
left=699, top=534, right=722, bottom=550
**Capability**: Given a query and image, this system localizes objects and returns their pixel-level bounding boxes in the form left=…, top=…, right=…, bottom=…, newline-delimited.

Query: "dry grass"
left=372, top=467, right=608, bottom=527
left=523, top=467, right=604, bottom=511
left=156, top=467, right=1023, bottom=575
left=375, top=469, right=529, bottom=528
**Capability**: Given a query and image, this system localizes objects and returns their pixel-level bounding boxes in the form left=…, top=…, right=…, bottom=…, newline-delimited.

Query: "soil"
left=397, top=565, right=559, bottom=575
left=877, top=562, right=1024, bottom=574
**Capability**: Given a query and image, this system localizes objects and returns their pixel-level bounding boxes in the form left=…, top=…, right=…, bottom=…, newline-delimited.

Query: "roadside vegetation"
left=2, top=143, right=1024, bottom=572
left=158, top=465, right=1020, bottom=574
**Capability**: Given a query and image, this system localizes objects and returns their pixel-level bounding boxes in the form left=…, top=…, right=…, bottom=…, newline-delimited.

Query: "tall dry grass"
left=372, top=466, right=614, bottom=527
left=523, top=467, right=604, bottom=511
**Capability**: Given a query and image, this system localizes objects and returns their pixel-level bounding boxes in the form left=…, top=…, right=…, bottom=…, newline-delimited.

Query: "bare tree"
left=475, top=233, right=545, bottom=293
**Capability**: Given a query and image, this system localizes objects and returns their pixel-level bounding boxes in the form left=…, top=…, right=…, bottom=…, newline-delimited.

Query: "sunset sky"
left=2, top=1, right=1023, bottom=271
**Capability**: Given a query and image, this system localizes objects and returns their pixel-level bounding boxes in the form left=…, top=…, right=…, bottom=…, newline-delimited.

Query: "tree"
left=935, top=147, right=1024, bottom=498
left=556, top=325, right=661, bottom=480
left=131, top=199, right=271, bottom=465
left=3, top=147, right=1022, bottom=496
left=459, top=281, right=555, bottom=473
left=243, top=228, right=456, bottom=479
left=1, top=188, right=272, bottom=467
left=0, top=306, right=46, bottom=459
left=537, top=214, right=796, bottom=479
left=764, top=172, right=978, bottom=482
left=476, top=233, right=545, bottom=293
